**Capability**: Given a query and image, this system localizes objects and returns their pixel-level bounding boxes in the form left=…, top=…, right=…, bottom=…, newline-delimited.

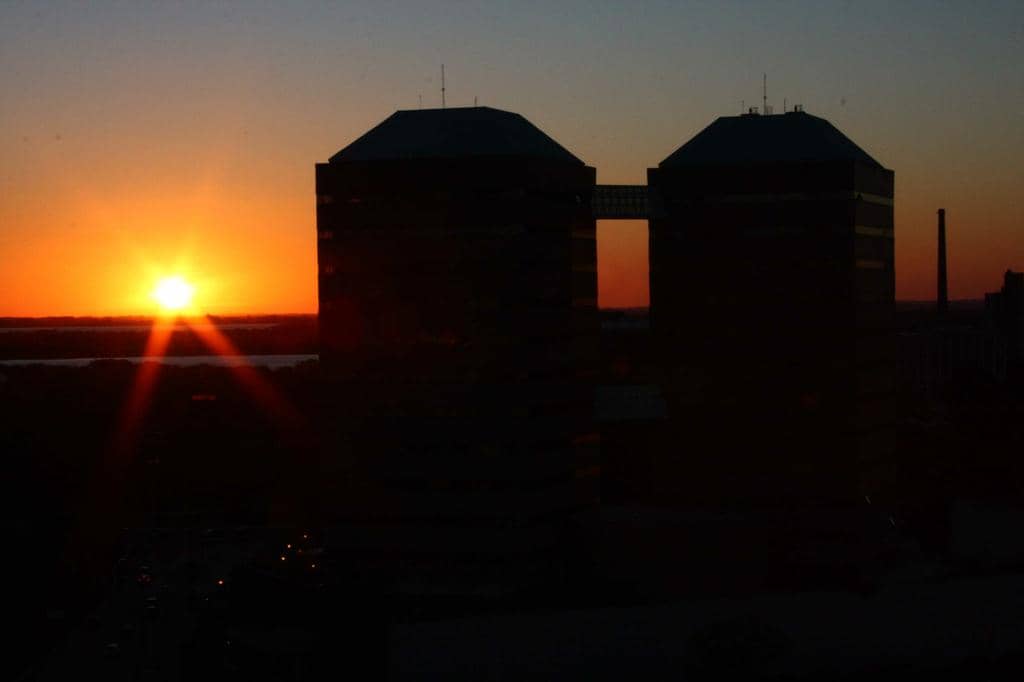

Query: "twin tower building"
left=314, top=107, right=894, bottom=538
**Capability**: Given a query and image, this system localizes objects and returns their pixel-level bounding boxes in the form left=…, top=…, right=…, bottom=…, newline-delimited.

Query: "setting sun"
left=151, top=276, right=195, bottom=312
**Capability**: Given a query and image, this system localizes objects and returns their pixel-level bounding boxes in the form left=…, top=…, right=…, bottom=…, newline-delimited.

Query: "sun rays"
left=110, top=311, right=304, bottom=460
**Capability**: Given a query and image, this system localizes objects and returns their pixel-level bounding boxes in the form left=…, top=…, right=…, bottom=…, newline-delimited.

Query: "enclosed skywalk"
left=591, top=185, right=651, bottom=220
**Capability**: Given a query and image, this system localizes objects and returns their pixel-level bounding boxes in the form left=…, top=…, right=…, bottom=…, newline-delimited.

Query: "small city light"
left=216, top=579, right=224, bottom=586
left=280, top=556, right=286, bottom=561
left=286, top=544, right=292, bottom=549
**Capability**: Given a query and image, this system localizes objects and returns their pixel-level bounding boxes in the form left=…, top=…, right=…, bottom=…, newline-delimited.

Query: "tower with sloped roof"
left=314, top=107, right=598, bottom=588
left=647, top=108, right=895, bottom=506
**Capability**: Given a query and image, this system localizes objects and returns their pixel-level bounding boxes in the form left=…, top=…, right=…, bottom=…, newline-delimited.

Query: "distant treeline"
left=0, top=313, right=316, bottom=328
left=0, top=315, right=318, bottom=359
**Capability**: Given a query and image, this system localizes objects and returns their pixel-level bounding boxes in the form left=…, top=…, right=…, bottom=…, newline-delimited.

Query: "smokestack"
left=937, top=208, right=948, bottom=316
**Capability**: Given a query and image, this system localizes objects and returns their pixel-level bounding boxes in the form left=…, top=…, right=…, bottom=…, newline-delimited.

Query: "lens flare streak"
left=185, top=317, right=304, bottom=428
left=110, top=316, right=177, bottom=457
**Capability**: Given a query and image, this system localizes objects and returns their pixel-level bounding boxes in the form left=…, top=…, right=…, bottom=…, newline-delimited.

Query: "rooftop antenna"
left=441, top=64, right=446, bottom=109
left=418, top=94, right=422, bottom=109
left=763, top=73, right=767, bottom=115
left=474, top=96, right=477, bottom=107
left=784, top=97, right=787, bottom=113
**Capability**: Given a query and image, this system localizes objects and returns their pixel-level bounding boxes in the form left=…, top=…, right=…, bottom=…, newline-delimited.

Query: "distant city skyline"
left=2, top=1, right=1021, bottom=315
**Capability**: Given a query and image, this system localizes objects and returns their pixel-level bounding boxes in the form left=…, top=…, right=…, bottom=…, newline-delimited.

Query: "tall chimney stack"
left=937, top=208, right=948, bottom=316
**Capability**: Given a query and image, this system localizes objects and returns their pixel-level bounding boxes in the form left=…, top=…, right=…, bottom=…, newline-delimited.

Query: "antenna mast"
left=441, top=64, right=446, bottom=108
left=763, top=73, right=767, bottom=114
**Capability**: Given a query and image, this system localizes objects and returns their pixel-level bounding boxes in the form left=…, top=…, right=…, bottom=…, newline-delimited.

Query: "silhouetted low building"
left=986, top=270, right=1024, bottom=366
left=899, top=328, right=1007, bottom=392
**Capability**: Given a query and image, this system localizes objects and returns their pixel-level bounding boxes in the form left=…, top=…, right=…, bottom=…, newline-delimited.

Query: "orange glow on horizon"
left=598, top=220, right=650, bottom=309
left=0, top=132, right=1017, bottom=316
left=2, top=4, right=1022, bottom=316
left=0, top=175, right=318, bottom=317
left=0, top=112, right=1017, bottom=316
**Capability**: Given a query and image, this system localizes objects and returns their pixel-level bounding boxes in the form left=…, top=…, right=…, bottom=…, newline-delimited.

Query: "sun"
left=151, top=275, right=195, bottom=312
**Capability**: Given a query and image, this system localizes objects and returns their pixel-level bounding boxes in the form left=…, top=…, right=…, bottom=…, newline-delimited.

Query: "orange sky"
left=1, top=3, right=1021, bottom=316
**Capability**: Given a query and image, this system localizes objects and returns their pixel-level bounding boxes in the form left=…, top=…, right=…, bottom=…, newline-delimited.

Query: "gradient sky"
left=2, top=1, right=1021, bottom=315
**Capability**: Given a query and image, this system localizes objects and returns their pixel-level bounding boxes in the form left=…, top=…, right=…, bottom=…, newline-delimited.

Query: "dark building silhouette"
left=899, top=325, right=1007, bottom=392
left=315, top=107, right=598, bottom=590
left=986, top=270, right=1024, bottom=366
left=647, top=109, right=896, bottom=506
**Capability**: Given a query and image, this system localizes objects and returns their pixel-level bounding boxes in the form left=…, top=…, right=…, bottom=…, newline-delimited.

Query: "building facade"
left=315, top=107, right=598, bottom=589
left=647, top=109, right=896, bottom=505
